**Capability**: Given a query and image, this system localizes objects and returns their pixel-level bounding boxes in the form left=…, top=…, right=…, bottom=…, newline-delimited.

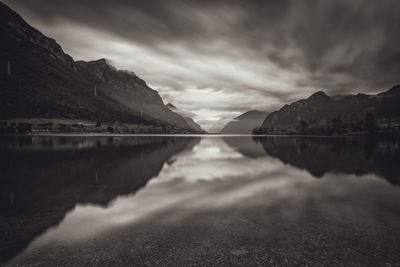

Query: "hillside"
left=166, top=103, right=205, bottom=133
left=75, top=60, right=192, bottom=130
left=258, top=85, right=400, bottom=135
left=0, top=2, right=195, bottom=133
left=220, top=110, right=268, bottom=134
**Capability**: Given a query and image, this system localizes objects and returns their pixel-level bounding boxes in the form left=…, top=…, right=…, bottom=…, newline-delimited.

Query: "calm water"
left=1, top=135, right=400, bottom=266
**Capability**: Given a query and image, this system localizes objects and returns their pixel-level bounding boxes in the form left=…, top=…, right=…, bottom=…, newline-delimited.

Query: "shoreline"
left=0, top=118, right=202, bottom=135
left=1, top=132, right=399, bottom=138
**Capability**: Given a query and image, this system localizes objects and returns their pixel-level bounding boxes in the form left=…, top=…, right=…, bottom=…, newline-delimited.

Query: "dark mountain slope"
left=75, top=60, right=192, bottom=130
left=0, top=2, right=193, bottom=132
left=260, top=85, right=400, bottom=135
left=166, top=102, right=205, bottom=133
left=220, top=110, right=269, bottom=134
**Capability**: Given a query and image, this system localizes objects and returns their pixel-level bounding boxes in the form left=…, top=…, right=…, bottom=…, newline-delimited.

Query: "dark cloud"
left=4, top=0, right=400, bottom=131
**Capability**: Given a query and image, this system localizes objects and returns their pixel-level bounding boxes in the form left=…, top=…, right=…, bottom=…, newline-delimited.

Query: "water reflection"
left=0, top=136, right=199, bottom=263
left=253, top=136, right=400, bottom=184
left=223, top=136, right=266, bottom=158
left=1, top=136, right=400, bottom=266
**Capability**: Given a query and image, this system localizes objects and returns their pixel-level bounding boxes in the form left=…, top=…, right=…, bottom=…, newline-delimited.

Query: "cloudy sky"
left=4, top=0, right=400, bottom=131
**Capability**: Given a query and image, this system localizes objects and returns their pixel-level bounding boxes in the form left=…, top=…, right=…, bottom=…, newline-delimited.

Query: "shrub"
left=364, top=113, right=377, bottom=133
left=252, top=127, right=263, bottom=135
left=16, top=123, right=32, bottom=134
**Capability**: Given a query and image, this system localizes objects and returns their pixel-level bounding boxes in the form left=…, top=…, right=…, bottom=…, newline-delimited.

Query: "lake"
left=1, top=135, right=400, bottom=266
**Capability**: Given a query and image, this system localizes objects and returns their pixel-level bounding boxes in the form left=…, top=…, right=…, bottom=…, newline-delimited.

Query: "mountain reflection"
left=2, top=136, right=400, bottom=266
left=222, top=136, right=267, bottom=158
left=250, top=136, right=400, bottom=185
left=221, top=136, right=400, bottom=184
left=0, top=136, right=199, bottom=263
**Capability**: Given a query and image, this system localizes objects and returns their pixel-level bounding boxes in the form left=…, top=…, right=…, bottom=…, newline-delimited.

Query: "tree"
left=333, top=115, right=342, bottom=129
left=297, top=120, right=309, bottom=134
left=252, top=127, right=262, bottom=135
left=364, top=113, right=377, bottom=133
left=16, top=123, right=32, bottom=134
left=7, top=61, right=11, bottom=76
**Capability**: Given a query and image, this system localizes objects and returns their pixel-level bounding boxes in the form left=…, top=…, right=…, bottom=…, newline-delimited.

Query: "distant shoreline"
left=0, top=118, right=202, bottom=135
left=1, top=132, right=399, bottom=138
left=1, top=118, right=399, bottom=137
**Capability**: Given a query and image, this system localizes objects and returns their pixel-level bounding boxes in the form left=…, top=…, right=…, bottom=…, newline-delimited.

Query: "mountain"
left=166, top=103, right=205, bottom=133
left=259, top=85, right=400, bottom=135
left=166, top=103, right=177, bottom=109
left=75, top=60, right=192, bottom=130
left=0, top=2, right=195, bottom=133
left=220, top=110, right=269, bottom=134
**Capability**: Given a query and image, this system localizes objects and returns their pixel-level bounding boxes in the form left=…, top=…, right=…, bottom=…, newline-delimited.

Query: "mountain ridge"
left=0, top=1, right=197, bottom=133
left=166, top=103, right=205, bottom=133
left=220, top=110, right=269, bottom=134
left=258, top=85, right=400, bottom=135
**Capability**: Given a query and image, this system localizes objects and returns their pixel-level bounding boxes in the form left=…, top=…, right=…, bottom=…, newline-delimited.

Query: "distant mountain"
left=258, top=85, right=400, bottom=135
left=166, top=103, right=205, bottom=133
left=0, top=2, right=195, bottom=133
left=220, top=110, right=269, bottom=134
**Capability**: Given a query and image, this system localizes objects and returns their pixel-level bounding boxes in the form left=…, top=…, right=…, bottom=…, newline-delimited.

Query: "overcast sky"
left=4, top=0, right=400, bottom=131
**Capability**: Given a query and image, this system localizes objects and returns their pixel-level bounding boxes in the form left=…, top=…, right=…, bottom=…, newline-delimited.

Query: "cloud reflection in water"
left=21, top=138, right=303, bottom=243
left=14, top=136, right=399, bottom=262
